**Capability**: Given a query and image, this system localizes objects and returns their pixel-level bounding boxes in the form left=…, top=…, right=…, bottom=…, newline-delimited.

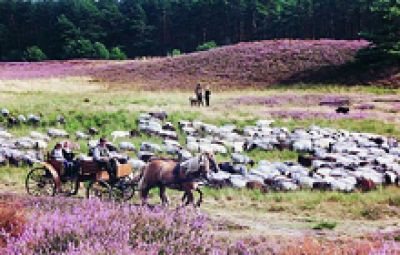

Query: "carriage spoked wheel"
left=86, top=180, right=113, bottom=200
left=25, top=167, right=56, bottom=196
left=111, top=178, right=136, bottom=202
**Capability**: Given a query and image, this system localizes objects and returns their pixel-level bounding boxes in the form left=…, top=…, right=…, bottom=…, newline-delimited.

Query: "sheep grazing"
left=7, top=117, right=18, bottom=127
left=119, top=142, right=136, bottom=152
left=140, top=142, right=162, bottom=153
left=17, top=115, right=26, bottom=123
left=47, top=128, right=69, bottom=138
left=162, top=122, right=176, bottom=131
left=30, top=131, right=51, bottom=142
left=1, top=108, right=10, bottom=117
left=76, top=131, right=90, bottom=140
left=56, top=115, right=66, bottom=125
left=111, top=130, right=137, bottom=141
left=149, top=111, right=168, bottom=121
left=246, top=181, right=268, bottom=193
left=27, top=114, right=41, bottom=125
left=88, top=127, right=99, bottom=136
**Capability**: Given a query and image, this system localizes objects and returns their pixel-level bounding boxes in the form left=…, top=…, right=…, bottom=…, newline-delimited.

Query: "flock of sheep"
left=1, top=107, right=399, bottom=193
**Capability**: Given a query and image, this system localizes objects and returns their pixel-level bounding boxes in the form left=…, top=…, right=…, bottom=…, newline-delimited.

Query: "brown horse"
left=138, top=152, right=218, bottom=206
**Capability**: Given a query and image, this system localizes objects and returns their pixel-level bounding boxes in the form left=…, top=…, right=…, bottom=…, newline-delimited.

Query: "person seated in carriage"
left=51, top=142, right=77, bottom=177
left=92, top=137, right=118, bottom=183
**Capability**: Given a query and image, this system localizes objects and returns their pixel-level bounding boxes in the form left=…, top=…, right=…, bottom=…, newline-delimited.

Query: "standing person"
left=195, top=83, right=203, bottom=106
left=204, top=86, right=211, bottom=107
left=92, top=137, right=117, bottom=183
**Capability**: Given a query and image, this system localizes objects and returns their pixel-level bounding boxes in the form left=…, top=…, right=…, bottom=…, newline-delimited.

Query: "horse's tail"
left=136, top=164, right=148, bottom=191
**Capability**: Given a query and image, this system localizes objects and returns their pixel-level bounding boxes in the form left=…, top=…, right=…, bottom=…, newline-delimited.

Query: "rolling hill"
left=1, top=40, right=398, bottom=89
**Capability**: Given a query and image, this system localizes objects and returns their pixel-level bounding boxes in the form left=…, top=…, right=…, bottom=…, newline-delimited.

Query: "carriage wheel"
left=111, top=180, right=136, bottom=202
left=86, top=180, right=112, bottom=200
left=25, top=167, right=56, bottom=196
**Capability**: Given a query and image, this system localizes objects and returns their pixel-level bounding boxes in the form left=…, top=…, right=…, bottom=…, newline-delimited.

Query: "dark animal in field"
left=298, top=154, right=315, bottom=167
left=189, top=97, right=202, bottom=106
left=138, top=152, right=219, bottom=206
left=356, top=177, right=376, bottom=192
left=384, top=171, right=398, bottom=185
left=336, top=106, right=350, bottom=114
left=56, top=115, right=66, bottom=125
left=246, top=181, right=268, bottom=193
left=162, top=122, right=176, bottom=131
left=27, top=114, right=41, bottom=125
left=88, top=127, right=99, bottom=136
left=84, top=98, right=90, bottom=103
left=312, top=181, right=332, bottom=191
left=371, top=137, right=384, bottom=146
left=7, top=117, right=18, bottom=127
left=218, top=162, right=235, bottom=173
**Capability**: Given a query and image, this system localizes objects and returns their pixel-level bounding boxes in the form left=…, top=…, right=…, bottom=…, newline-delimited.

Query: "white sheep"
left=76, top=131, right=90, bottom=140
left=47, top=128, right=69, bottom=138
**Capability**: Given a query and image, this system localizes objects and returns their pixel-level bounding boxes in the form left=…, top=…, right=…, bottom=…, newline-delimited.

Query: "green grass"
left=201, top=187, right=400, bottom=219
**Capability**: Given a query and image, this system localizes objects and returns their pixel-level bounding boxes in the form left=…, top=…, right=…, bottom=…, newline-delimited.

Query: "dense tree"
left=0, top=0, right=394, bottom=61
left=358, top=0, right=400, bottom=63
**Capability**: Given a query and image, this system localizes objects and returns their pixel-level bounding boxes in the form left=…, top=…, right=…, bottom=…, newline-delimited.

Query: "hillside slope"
left=92, top=40, right=371, bottom=90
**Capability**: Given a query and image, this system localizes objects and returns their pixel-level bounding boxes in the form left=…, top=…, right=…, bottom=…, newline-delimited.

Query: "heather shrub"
left=24, top=46, right=47, bottom=61
left=0, top=202, right=25, bottom=248
left=63, top=39, right=95, bottom=59
left=110, top=47, right=127, bottom=60
left=1, top=198, right=214, bottom=254
left=196, top=41, right=217, bottom=51
left=93, top=42, right=109, bottom=59
left=169, top=49, right=182, bottom=56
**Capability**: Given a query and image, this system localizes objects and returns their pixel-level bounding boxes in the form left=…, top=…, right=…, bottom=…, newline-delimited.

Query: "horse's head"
left=198, top=151, right=219, bottom=179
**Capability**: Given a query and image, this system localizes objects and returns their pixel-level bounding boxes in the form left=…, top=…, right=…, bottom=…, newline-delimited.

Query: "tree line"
left=0, top=0, right=398, bottom=62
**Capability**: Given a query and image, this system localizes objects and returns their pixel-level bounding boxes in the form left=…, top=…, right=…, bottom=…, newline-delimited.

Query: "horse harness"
left=171, top=155, right=204, bottom=184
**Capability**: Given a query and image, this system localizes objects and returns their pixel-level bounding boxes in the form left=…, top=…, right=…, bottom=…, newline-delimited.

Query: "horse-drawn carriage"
left=25, top=153, right=138, bottom=201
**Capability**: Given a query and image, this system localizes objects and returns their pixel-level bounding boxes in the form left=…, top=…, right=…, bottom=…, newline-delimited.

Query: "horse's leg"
left=140, top=188, right=150, bottom=206
left=181, top=192, right=188, bottom=203
left=196, top=188, right=203, bottom=207
left=159, top=185, right=169, bottom=206
left=185, top=190, right=194, bottom=206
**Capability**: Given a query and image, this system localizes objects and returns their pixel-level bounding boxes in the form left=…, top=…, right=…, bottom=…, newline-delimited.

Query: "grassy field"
left=1, top=78, right=400, bottom=242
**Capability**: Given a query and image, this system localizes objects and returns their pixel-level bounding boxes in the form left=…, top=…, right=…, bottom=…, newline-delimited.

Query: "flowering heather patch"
left=282, top=236, right=400, bottom=255
left=233, top=94, right=351, bottom=107
left=0, top=196, right=271, bottom=255
left=93, top=40, right=369, bottom=89
left=318, top=95, right=350, bottom=106
left=355, top=103, right=376, bottom=110
left=0, top=61, right=117, bottom=80
left=0, top=202, right=25, bottom=248
left=265, top=109, right=370, bottom=120
left=0, top=196, right=399, bottom=254
left=390, top=103, right=400, bottom=113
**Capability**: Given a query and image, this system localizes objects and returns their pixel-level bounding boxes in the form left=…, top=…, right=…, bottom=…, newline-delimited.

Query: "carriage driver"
left=93, top=137, right=117, bottom=183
